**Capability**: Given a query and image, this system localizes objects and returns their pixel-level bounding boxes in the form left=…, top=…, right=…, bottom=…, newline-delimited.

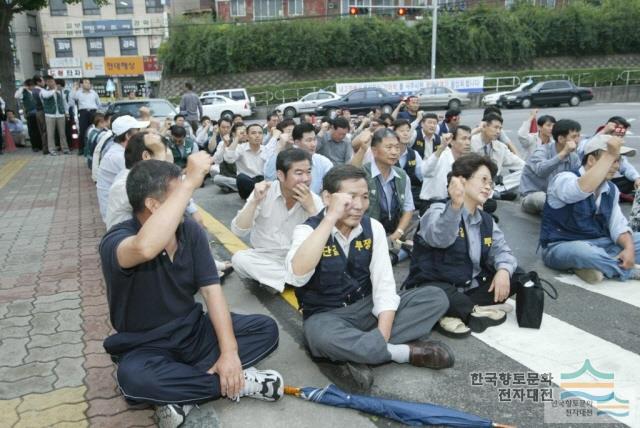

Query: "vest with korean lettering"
left=363, top=162, right=407, bottom=234
left=403, top=209, right=494, bottom=289
left=295, top=211, right=374, bottom=320
left=398, top=148, right=421, bottom=188
left=170, top=137, right=196, bottom=169
left=414, top=128, right=441, bottom=159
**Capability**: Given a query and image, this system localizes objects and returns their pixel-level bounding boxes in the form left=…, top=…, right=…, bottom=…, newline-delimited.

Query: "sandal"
left=435, top=316, right=471, bottom=338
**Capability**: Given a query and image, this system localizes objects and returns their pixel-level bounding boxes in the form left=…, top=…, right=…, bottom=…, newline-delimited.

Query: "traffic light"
left=397, top=7, right=407, bottom=16
left=349, top=6, right=369, bottom=15
left=397, top=7, right=417, bottom=16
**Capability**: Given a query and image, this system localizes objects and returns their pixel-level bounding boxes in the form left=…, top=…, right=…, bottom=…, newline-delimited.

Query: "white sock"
left=387, top=343, right=410, bottom=364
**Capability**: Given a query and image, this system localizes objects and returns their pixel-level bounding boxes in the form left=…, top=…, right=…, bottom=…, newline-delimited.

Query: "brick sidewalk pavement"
left=0, top=152, right=155, bottom=427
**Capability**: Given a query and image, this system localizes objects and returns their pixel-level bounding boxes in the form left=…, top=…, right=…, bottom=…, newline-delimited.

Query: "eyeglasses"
left=472, top=174, right=495, bottom=189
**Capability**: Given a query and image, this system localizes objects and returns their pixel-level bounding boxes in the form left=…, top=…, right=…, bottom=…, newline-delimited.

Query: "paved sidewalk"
left=0, top=152, right=154, bottom=427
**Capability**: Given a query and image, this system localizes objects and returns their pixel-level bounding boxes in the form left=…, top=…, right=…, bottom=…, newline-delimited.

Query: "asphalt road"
left=190, top=102, right=639, bottom=428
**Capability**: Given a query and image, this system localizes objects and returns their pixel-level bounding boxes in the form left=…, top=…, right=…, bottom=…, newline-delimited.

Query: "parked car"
left=276, top=90, right=340, bottom=118
left=499, top=80, right=594, bottom=108
left=105, top=98, right=178, bottom=121
left=200, top=94, right=252, bottom=121
left=315, top=87, right=403, bottom=116
left=200, top=88, right=256, bottom=114
left=482, top=80, right=534, bottom=106
left=415, top=86, right=470, bottom=110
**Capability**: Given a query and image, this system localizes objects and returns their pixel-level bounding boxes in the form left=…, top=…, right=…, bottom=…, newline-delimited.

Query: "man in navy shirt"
left=99, top=152, right=283, bottom=427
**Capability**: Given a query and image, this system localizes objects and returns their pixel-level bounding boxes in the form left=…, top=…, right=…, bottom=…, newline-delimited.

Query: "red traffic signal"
left=398, top=7, right=407, bottom=16
left=349, top=6, right=358, bottom=15
left=349, top=6, right=369, bottom=15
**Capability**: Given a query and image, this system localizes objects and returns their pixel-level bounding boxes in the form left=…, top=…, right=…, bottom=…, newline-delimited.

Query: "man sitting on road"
left=286, top=165, right=453, bottom=373
left=413, top=113, right=441, bottom=159
left=519, top=119, right=582, bottom=215
left=362, top=128, right=415, bottom=265
left=470, top=113, right=525, bottom=200
left=437, top=108, right=461, bottom=136
left=405, top=154, right=521, bottom=338
left=231, top=148, right=322, bottom=293
left=99, top=154, right=283, bottom=428
left=264, top=122, right=333, bottom=194
left=540, top=135, right=640, bottom=284
left=210, top=119, right=239, bottom=192
left=223, top=123, right=265, bottom=199
left=419, top=126, right=470, bottom=213
left=168, top=125, right=199, bottom=169
left=393, top=120, right=423, bottom=210
left=517, top=110, right=556, bottom=159
left=316, top=117, right=353, bottom=165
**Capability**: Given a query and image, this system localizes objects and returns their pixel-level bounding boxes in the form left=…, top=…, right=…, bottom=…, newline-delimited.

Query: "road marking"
left=0, top=158, right=30, bottom=189
left=472, top=303, right=639, bottom=426
left=196, top=205, right=300, bottom=309
left=554, top=274, right=640, bottom=309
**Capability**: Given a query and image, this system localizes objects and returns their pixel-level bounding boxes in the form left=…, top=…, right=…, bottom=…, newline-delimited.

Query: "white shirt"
left=231, top=182, right=323, bottom=250
left=420, top=147, right=455, bottom=201
left=71, top=89, right=101, bottom=110
left=223, top=143, right=265, bottom=177
left=105, top=169, right=131, bottom=230
left=470, top=134, right=525, bottom=176
left=285, top=216, right=401, bottom=317
left=97, top=143, right=125, bottom=222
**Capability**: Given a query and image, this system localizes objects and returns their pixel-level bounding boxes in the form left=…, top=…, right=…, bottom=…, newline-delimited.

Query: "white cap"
left=111, top=115, right=150, bottom=137
left=583, top=134, right=635, bottom=157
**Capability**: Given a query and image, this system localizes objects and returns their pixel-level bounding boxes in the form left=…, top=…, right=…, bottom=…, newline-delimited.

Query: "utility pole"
left=431, top=0, right=438, bottom=80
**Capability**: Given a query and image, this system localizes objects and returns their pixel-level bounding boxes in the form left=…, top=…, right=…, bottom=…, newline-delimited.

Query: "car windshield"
left=111, top=101, right=176, bottom=118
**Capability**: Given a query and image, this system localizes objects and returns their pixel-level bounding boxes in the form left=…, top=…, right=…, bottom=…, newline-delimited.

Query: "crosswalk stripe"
left=554, top=275, right=640, bottom=309
left=472, top=303, right=639, bottom=426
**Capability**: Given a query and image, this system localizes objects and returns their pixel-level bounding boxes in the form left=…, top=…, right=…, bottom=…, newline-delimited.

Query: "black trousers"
left=425, top=274, right=523, bottom=322
left=116, top=313, right=279, bottom=405
left=237, top=173, right=264, bottom=200
left=79, top=109, right=95, bottom=153
left=26, top=113, right=42, bottom=151
left=612, top=176, right=635, bottom=195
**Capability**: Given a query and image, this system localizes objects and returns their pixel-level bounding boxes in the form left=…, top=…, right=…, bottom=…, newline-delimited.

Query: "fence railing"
left=483, top=76, right=521, bottom=92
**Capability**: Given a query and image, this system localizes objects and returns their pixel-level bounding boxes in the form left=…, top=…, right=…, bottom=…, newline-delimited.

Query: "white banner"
left=49, top=58, right=81, bottom=68
left=336, top=76, right=485, bottom=96
left=49, top=68, right=83, bottom=78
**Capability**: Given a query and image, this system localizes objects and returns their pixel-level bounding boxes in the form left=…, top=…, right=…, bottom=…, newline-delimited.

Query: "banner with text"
left=336, top=76, right=485, bottom=96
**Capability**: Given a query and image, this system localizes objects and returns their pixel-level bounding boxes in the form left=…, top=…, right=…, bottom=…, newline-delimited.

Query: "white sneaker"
left=239, top=367, right=284, bottom=401
left=155, top=403, right=194, bottom=428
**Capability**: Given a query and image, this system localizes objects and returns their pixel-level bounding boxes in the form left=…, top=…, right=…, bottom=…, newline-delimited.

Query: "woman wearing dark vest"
left=404, top=154, right=521, bottom=338
left=541, top=134, right=640, bottom=284
left=286, top=165, right=453, bottom=380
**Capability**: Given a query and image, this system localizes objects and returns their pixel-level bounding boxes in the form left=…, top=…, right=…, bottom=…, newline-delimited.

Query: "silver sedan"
left=416, top=87, right=470, bottom=110
left=276, top=91, right=340, bottom=118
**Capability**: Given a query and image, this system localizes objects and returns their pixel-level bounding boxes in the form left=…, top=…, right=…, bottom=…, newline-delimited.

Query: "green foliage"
left=160, top=2, right=640, bottom=76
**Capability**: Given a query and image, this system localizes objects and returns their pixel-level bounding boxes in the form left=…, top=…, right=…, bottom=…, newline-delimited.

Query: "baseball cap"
left=111, top=115, right=150, bottom=137
left=583, top=134, right=635, bottom=157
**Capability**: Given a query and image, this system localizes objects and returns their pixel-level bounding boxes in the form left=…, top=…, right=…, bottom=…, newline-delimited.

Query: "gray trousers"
left=213, top=174, right=238, bottom=192
left=303, top=287, right=448, bottom=365
left=45, top=116, right=68, bottom=153
left=521, top=191, right=546, bottom=215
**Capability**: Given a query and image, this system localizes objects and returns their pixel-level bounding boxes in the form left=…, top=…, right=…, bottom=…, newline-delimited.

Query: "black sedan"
left=499, top=80, right=594, bottom=108
left=315, top=87, right=403, bottom=116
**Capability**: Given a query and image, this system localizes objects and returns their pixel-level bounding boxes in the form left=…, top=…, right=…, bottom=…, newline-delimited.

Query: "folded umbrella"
left=285, top=384, right=514, bottom=428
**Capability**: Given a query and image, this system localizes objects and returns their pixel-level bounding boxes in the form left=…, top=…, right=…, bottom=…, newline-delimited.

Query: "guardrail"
left=483, top=76, right=520, bottom=92
left=618, top=70, right=640, bottom=86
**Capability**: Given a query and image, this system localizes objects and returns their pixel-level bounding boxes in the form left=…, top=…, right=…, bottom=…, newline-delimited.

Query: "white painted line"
left=555, top=275, right=640, bottom=309
left=472, top=304, right=639, bottom=426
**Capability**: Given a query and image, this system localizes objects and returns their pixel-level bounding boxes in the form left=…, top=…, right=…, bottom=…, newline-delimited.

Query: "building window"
left=288, top=0, right=303, bottom=15
left=254, top=0, right=282, bottom=20
left=230, top=0, right=246, bottom=17
left=49, top=0, right=68, bottom=16
left=82, top=0, right=101, bottom=15
left=116, top=0, right=133, bottom=14
left=86, top=37, right=105, bottom=57
left=32, top=52, right=43, bottom=71
left=145, top=0, right=164, bottom=13
left=27, top=15, right=38, bottom=35
left=119, top=36, right=138, bottom=55
left=149, top=35, right=162, bottom=55
left=54, top=38, right=73, bottom=58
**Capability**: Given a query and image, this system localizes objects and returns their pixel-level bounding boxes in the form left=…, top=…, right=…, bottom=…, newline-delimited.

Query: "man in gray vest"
left=40, top=75, right=69, bottom=156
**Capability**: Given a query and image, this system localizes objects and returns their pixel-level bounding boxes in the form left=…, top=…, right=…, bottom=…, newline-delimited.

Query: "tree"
left=0, top=1, right=108, bottom=110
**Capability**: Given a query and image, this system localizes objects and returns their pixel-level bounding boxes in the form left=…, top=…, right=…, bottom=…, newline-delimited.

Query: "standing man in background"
left=180, top=83, right=203, bottom=134
left=72, top=79, right=101, bottom=156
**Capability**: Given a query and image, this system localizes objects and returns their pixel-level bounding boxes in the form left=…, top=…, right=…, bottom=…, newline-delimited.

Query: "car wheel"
left=447, top=99, right=461, bottom=110
left=569, top=96, right=581, bottom=107
left=221, top=110, right=234, bottom=120
left=382, top=104, right=393, bottom=114
left=284, top=107, right=297, bottom=118
left=521, top=98, right=532, bottom=109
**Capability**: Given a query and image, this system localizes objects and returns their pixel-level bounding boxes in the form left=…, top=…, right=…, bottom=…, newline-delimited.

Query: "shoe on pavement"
left=49, top=151, right=58, bottom=156
left=345, top=361, right=374, bottom=391
left=155, top=403, right=194, bottom=428
left=239, top=367, right=284, bottom=401
left=480, top=302, right=514, bottom=313
left=574, top=268, right=604, bottom=284
left=468, top=306, right=506, bottom=333
left=408, top=339, right=455, bottom=369
left=63, top=149, right=71, bottom=154
left=436, top=316, right=471, bottom=338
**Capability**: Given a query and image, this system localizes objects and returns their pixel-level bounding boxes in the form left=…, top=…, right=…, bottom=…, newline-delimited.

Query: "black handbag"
left=515, top=271, right=558, bottom=329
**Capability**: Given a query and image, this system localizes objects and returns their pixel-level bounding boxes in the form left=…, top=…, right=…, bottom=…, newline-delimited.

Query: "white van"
left=200, top=88, right=255, bottom=114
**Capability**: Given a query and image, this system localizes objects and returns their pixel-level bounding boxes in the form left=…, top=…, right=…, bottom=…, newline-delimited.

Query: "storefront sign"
left=104, top=56, right=144, bottom=76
